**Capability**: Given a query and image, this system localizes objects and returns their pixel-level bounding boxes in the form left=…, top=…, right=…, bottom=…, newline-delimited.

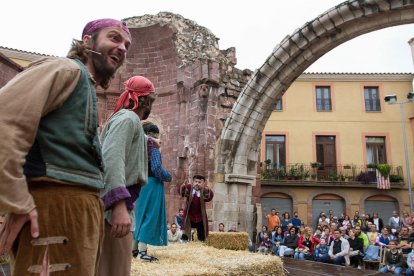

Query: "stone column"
left=212, top=173, right=255, bottom=234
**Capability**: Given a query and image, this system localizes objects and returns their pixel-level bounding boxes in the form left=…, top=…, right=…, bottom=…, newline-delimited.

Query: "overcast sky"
left=1, top=0, right=413, bottom=73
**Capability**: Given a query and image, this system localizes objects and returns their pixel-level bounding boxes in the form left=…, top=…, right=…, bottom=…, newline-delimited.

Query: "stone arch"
left=213, top=0, right=414, bottom=233
left=216, top=0, right=414, bottom=177
left=359, top=190, right=404, bottom=214
left=261, top=191, right=298, bottom=210
left=307, top=191, right=350, bottom=226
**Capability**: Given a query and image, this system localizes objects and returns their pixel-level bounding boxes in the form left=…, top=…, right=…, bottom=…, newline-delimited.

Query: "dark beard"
left=142, top=109, right=151, bottom=120
left=91, top=47, right=117, bottom=88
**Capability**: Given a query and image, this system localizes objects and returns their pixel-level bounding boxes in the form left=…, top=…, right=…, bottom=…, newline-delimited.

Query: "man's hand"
left=0, top=208, right=39, bottom=255
left=151, top=138, right=161, bottom=148
left=110, top=200, right=131, bottom=238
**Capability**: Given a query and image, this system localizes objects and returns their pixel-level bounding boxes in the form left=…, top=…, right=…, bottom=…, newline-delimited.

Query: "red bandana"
left=113, top=76, right=155, bottom=113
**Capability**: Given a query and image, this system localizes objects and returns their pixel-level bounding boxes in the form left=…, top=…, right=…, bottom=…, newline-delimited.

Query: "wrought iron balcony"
left=259, top=162, right=404, bottom=186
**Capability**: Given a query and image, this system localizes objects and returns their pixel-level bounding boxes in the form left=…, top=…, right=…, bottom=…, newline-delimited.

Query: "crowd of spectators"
left=255, top=209, right=414, bottom=274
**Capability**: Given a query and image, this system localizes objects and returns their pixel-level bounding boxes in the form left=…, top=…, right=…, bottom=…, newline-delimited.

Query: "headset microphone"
left=88, top=50, right=102, bottom=55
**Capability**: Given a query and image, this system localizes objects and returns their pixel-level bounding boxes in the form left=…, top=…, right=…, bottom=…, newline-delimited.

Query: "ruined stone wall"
left=96, top=13, right=254, bottom=224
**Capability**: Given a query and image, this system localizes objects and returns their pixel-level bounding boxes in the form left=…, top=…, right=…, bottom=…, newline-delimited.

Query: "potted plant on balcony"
left=377, top=163, right=391, bottom=178
left=288, top=164, right=301, bottom=180
left=390, top=174, right=403, bottom=183
left=367, top=163, right=377, bottom=169
left=357, top=172, right=371, bottom=184
left=310, top=162, right=321, bottom=168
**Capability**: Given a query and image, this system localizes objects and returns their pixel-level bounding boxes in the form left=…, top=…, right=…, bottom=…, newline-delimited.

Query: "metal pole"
left=400, top=102, right=413, bottom=213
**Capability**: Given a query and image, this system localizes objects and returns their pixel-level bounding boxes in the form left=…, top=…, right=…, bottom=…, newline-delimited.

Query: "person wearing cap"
left=0, top=18, right=131, bottom=275
left=133, top=122, right=172, bottom=262
left=98, top=76, right=157, bottom=273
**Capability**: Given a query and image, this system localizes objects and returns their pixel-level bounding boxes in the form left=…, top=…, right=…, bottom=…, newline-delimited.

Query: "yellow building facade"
left=260, top=73, right=414, bottom=229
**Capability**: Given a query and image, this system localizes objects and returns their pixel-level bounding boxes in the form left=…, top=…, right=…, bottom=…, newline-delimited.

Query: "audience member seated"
left=257, top=232, right=271, bottom=255
left=347, top=228, right=364, bottom=269
left=372, top=212, right=384, bottom=232
left=339, top=226, right=349, bottom=239
left=257, top=225, right=268, bottom=245
left=321, top=226, right=334, bottom=246
left=406, top=242, right=414, bottom=276
left=168, top=223, right=182, bottom=244
left=294, top=226, right=319, bottom=260
left=228, top=224, right=238, bottom=232
left=218, top=222, right=225, bottom=232
left=318, top=212, right=330, bottom=225
left=315, top=238, right=330, bottom=263
left=271, top=227, right=284, bottom=256
left=397, top=226, right=412, bottom=254
left=279, top=227, right=298, bottom=257
left=354, top=225, right=369, bottom=251
left=328, top=229, right=350, bottom=265
left=376, top=227, right=394, bottom=248
left=364, top=225, right=381, bottom=262
left=291, top=211, right=302, bottom=229
left=319, top=215, right=329, bottom=227
left=403, top=210, right=412, bottom=228
left=389, top=211, right=403, bottom=235
left=174, top=208, right=185, bottom=230
left=352, top=212, right=362, bottom=228
left=341, top=215, right=351, bottom=228
left=379, top=240, right=404, bottom=274
left=281, top=212, right=292, bottom=234
left=367, top=224, right=379, bottom=245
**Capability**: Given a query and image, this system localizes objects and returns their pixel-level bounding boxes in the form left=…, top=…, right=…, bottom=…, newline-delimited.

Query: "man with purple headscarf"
left=0, top=18, right=131, bottom=275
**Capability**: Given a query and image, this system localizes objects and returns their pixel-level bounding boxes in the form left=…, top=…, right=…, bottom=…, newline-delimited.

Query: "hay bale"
left=206, top=232, right=249, bottom=250
left=131, top=242, right=284, bottom=276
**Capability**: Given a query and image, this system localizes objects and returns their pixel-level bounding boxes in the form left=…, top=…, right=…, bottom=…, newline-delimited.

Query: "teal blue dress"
left=134, top=148, right=172, bottom=245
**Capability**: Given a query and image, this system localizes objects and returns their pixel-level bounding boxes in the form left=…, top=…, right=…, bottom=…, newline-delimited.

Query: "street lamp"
left=384, top=92, right=414, bottom=212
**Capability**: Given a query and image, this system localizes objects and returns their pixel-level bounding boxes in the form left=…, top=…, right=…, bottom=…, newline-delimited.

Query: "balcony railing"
left=259, top=163, right=404, bottom=183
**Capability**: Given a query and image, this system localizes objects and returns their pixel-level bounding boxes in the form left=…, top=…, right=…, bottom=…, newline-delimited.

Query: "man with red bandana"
left=0, top=18, right=131, bottom=275
left=98, top=76, right=157, bottom=274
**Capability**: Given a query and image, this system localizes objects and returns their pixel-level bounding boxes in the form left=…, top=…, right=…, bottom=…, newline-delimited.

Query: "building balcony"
left=259, top=163, right=405, bottom=189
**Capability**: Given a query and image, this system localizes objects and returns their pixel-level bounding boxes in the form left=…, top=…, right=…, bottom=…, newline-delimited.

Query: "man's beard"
left=91, top=46, right=119, bottom=83
left=142, top=108, right=151, bottom=120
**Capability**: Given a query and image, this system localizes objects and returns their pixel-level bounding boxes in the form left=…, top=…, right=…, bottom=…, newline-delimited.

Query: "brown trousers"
left=11, top=182, right=104, bottom=276
left=97, top=221, right=132, bottom=276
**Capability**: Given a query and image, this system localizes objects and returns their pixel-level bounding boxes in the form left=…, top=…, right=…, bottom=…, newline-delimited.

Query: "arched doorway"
left=261, top=192, right=293, bottom=229
left=312, top=194, right=345, bottom=229
left=213, top=1, right=414, bottom=233
left=365, top=195, right=398, bottom=222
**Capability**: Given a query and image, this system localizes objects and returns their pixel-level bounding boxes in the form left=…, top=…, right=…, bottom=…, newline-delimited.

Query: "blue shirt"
left=291, top=217, right=302, bottom=228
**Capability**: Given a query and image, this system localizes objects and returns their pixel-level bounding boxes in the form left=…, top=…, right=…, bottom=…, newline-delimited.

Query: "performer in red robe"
left=177, top=175, right=214, bottom=241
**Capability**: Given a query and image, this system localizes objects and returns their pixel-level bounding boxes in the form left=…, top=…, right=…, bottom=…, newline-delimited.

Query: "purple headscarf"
left=82, top=18, right=131, bottom=40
